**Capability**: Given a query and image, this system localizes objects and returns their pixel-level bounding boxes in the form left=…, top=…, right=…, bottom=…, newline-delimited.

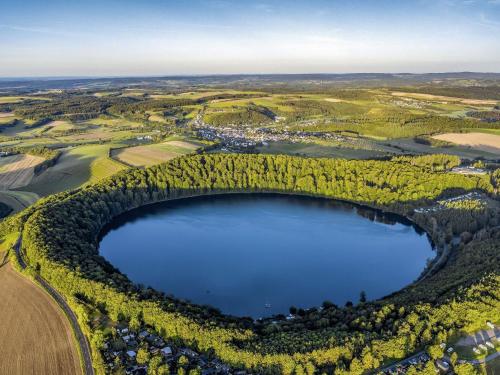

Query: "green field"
left=22, top=144, right=127, bottom=196
left=111, top=139, right=204, bottom=167
left=257, top=141, right=389, bottom=159
left=0, top=190, right=39, bottom=214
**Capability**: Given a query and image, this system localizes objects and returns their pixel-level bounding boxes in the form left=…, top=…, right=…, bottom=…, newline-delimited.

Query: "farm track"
left=13, top=237, right=94, bottom=375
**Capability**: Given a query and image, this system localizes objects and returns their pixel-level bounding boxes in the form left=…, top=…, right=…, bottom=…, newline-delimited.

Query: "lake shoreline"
left=99, top=192, right=432, bottom=316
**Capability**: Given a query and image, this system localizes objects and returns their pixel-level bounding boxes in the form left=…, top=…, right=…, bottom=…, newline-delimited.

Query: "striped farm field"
left=0, top=154, right=45, bottom=189
left=111, top=140, right=202, bottom=167
left=0, top=254, right=82, bottom=375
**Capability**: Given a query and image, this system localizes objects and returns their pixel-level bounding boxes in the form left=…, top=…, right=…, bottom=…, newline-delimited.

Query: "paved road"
left=467, top=351, right=500, bottom=365
left=13, top=237, right=95, bottom=375
left=372, top=351, right=429, bottom=374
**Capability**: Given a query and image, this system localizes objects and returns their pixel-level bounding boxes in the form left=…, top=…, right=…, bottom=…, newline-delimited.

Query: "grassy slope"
left=0, top=190, right=39, bottom=214
left=22, top=144, right=127, bottom=196
left=257, top=141, right=388, bottom=159
left=111, top=139, right=203, bottom=167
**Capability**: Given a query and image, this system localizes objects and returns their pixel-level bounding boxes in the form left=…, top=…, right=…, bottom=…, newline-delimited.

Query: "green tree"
left=137, top=348, right=150, bottom=365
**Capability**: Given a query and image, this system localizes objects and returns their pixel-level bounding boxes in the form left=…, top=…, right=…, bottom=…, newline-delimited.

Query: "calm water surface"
left=99, top=194, right=433, bottom=317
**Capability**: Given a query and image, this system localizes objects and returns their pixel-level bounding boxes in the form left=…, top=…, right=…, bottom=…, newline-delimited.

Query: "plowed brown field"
left=0, top=260, right=82, bottom=375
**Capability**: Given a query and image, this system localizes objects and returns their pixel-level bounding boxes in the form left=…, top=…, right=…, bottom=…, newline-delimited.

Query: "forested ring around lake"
left=2, top=153, right=499, bottom=375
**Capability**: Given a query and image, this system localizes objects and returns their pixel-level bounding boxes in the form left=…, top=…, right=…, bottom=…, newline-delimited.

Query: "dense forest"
left=2, top=153, right=498, bottom=374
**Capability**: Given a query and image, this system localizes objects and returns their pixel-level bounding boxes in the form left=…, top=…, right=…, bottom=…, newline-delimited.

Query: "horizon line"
left=1, top=71, right=500, bottom=82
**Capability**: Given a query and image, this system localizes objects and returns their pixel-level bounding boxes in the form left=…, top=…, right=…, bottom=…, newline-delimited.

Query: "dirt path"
left=0, top=260, right=82, bottom=375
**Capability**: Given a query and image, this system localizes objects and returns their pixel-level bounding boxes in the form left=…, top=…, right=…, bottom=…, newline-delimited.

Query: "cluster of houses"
left=382, top=322, right=499, bottom=374
left=472, top=341, right=496, bottom=355
left=381, top=352, right=432, bottom=374
left=414, top=192, right=485, bottom=214
left=192, top=107, right=359, bottom=152
left=451, top=166, right=487, bottom=175
left=381, top=347, right=453, bottom=374
left=101, top=325, right=245, bottom=375
left=196, top=124, right=356, bottom=152
left=471, top=321, right=498, bottom=357
left=136, top=135, right=153, bottom=142
left=389, top=98, right=427, bottom=109
left=197, top=127, right=258, bottom=152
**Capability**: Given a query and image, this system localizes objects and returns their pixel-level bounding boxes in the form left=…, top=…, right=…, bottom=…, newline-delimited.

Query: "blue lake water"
left=99, top=194, right=433, bottom=318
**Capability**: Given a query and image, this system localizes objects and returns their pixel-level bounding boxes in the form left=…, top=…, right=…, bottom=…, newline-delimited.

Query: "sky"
left=0, top=0, right=499, bottom=77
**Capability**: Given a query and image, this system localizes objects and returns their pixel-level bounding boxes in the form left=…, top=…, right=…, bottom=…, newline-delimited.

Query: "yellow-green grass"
left=0, top=190, right=39, bottom=214
left=206, top=96, right=271, bottom=109
left=57, top=128, right=139, bottom=143
left=148, top=113, right=170, bottom=123
left=464, top=128, right=500, bottom=136
left=0, top=137, right=56, bottom=148
left=19, top=120, right=78, bottom=137
left=0, top=113, right=16, bottom=124
left=0, top=96, right=50, bottom=104
left=22, top=144, right=128, bottom=196
left=85, top=117, right=145, bottom=128
left=0, top=232, right=18, bottom=253
left=111, top=140, right=203, bottom=167
left=256, top=141, right=387, bottom=159
left=44, top=120, right=78, bottom=134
